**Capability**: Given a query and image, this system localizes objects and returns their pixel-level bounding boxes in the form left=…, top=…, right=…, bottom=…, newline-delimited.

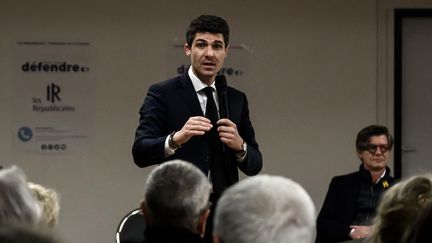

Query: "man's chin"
left=370, top=165, right=386, bottom=172
left=364, top=163, right=387, bottom=172
left=200, top=65, right=218, bottom=73
left=202, top=70, right=217, bottom=77
left=197, top=72, right=217, bottom=81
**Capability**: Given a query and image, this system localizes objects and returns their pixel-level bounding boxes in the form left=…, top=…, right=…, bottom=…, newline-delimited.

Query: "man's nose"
left=205, top=46, right=215, bottom=56
left=375, top=146, right=384, bottom=154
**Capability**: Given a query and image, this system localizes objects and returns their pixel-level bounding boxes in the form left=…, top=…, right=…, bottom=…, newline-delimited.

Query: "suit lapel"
left=177, top=73, right=203, bottom=116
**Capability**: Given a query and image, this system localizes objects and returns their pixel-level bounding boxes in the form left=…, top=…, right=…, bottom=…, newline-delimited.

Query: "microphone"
left=215, top=75, right=229, bottom=119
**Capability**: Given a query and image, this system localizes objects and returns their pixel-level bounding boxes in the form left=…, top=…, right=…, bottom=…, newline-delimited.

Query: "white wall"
left=1, top=0, right=431, bottom=242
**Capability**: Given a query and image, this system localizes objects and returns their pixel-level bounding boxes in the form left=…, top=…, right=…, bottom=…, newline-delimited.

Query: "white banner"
left=12, top=40, right=94, bottom=154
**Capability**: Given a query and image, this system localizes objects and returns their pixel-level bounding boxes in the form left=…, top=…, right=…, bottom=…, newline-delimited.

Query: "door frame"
left=394, top=8, right=432, bottom=179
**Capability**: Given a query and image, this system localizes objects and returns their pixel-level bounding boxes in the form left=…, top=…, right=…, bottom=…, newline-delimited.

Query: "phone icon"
left=18, top=127, right=33, bottom=142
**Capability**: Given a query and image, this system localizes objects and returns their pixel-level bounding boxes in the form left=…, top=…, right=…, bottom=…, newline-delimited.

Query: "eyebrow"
left=194, top=39, right=224, bottom=45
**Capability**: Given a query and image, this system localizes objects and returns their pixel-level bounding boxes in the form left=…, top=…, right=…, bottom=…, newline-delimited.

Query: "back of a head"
left=28, top=182, right=60, bottom=229
left=0, top=166, right=42, bottom=225
left=368, top=174, right=432, bottom=243
left=214, top=175, right=316, bottom=243
left=144, top=160, right=211, bottom=230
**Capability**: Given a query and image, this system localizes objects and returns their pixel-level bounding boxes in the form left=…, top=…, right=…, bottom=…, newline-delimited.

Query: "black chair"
left=116, top=208, right=146, bottom=243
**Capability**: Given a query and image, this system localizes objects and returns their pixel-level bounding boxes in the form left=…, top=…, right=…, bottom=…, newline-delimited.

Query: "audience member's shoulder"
left=332, top=170, right=360, bottom=182
left=0, top=223, right=61, bottom=243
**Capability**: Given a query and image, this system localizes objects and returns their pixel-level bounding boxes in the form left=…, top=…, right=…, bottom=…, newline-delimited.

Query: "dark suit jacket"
left=315, top=165, right=395, bottom=243
left=142, top=225, right=204, bottom=243
left=132, top=73, right=263, bottom=193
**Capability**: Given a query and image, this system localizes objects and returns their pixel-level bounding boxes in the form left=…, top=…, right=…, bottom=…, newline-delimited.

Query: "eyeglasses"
left=365, top=144, right=390, bottom=154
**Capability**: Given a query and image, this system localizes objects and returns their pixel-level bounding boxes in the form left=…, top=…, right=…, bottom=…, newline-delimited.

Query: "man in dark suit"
left=316, top=125, right=396, bottom=243
left=132, top=14, right=262, bottom=194
left=132, top=15, right=262, bottom=242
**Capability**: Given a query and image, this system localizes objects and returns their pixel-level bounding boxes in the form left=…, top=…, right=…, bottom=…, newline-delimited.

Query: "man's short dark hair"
left=355, top=125, right=394, bottom=153
left=186, top=15, right=230, bottom=47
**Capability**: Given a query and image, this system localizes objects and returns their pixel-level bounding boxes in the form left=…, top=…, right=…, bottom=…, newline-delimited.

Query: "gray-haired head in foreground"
left=144, top=160, right=211, bottom=231
left=0, top=165, right=42, bottom=225
left=213, top=175, right=316, bottom=243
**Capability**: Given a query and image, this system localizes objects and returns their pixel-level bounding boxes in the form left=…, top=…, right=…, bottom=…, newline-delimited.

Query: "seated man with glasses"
left=140, top=160, right=212, bottom=243
left=316, top=125, right=396, bottom=243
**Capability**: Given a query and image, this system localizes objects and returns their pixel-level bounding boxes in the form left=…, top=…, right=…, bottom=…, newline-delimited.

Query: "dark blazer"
left=315, top=165, right=395, bottom=243
left=142, top=225, right=204, bottom=243
left=132, top=73, right=263, bottom=193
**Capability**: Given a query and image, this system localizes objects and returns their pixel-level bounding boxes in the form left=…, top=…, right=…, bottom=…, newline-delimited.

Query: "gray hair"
left=0, top=165, right=42, bottom=225
left=213, top=175, right=316, bottom=243
left=144, top=160, right=211, bottom=230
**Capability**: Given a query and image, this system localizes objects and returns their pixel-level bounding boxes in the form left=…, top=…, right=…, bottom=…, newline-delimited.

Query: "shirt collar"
left=376, top=169, right=386, bottom=183
left=188, top=66, right=216, bottom=92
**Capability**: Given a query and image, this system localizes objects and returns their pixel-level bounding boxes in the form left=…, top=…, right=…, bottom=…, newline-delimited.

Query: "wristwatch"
left=236, top=141, right=247, bottom=157
left=168, top=131, right=181, bottom=150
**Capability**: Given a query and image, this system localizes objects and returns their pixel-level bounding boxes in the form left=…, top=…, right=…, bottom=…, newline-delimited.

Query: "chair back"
left=115, top=208, right=146, bottom=243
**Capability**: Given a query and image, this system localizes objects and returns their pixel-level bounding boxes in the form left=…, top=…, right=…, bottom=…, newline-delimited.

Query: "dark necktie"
left=202, top=87, right=218, bottom=126
left=202, top=86, right=226, bottom=193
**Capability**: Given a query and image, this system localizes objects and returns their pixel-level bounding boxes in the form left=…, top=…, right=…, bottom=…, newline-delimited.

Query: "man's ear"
left=140, top=201, right=152, bottom=225
left=197, top=208, right=210, bottom=237
left=184, top=43, right=191, bottom=56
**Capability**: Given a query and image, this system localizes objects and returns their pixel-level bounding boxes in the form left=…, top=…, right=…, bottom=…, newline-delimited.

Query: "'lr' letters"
left=47, top=83, right=61, bottom=103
